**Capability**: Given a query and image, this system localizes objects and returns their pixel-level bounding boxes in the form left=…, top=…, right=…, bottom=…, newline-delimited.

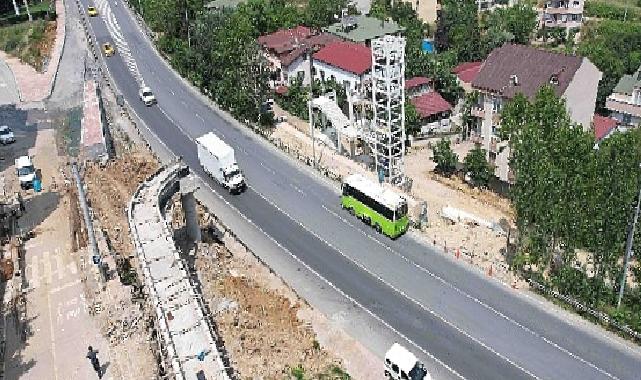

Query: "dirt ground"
left=83, top=150, right=159, bottom=257
left=169, top=201, right=352, bottom=379
left=272, top=104, right=522, bottom=285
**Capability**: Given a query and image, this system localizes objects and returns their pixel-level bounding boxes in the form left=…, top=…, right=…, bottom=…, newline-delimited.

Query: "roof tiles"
left=313, top=41, right=372, bottom=76
left=410, top=91, right=452, bottom=118
left=471, top=44, right=583, bottom=99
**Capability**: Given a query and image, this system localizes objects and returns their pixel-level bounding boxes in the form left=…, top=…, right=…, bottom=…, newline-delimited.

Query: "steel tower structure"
left=370, top=35, right=406, bottom=184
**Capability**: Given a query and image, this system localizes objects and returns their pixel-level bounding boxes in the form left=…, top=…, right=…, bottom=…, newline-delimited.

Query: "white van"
left=385, top=343, right=431, bottom=380
left=15, top=156, right=35, bottom=190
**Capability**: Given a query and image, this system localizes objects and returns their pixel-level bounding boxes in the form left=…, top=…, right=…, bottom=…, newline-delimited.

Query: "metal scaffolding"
left=370, top=35, right=406, bottom=184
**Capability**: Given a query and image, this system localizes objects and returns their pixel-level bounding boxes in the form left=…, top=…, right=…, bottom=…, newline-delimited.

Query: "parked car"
left=102, top=42, right=115, bottom=57
left=138, top=86, right=156, bottom=106
left=0, top=126, right=15, bottom=145
left=15, top=156, right=35, bottom=190
left=87, top=6, right=98, bottom=16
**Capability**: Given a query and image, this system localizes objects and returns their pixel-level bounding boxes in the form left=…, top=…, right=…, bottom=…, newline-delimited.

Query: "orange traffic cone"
left=455, top=248, right=460, bottom=259
left=487, top=265, right=493, bottom=277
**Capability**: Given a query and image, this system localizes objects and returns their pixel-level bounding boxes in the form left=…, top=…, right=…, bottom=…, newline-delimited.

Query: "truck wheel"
left=348, top=208, right=355, bottom=216
left=375, top=224, right=382, bottom=234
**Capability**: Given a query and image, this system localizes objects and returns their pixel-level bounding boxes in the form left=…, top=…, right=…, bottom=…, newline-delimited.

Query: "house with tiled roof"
left=469, top=44, right=601, bottom=183
left=312, top=41, right=372, bottom=94
left=592, top=115, right=618, bottom=142
left=258, top=26, right=340, bottom=87
left=405, top=76, right=432, bottom=97
left=410, top=91, right=452, bottom=136
left=606, top=64, right=641, bottom=128
left=452, top=61, right=483, bottom=93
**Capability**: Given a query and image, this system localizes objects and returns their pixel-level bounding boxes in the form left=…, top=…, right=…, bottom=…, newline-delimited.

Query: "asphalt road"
left=79, top=1, right=641, bottom=379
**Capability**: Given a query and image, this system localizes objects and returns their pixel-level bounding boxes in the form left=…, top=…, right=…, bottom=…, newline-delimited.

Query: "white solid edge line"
left=196, top=179, right=467, bottom=380
left=90, top=3, right=624, bottom=378
left=321, top=204, right=620, bottom=380
left=247, top=184, right=540, bottom=380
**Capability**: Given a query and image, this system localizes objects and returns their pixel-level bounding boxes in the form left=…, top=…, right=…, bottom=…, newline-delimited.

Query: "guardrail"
left=127, top=161, right=231, bottom=380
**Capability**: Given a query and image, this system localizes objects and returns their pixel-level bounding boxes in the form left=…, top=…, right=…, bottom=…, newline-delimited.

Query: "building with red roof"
left=405, top=76, right=432, bottom=96
left=408, top=91, right=453, bottom=137
left=452, top=61, right=483, bottom=92
left=312, top=41, right=372, bottom=94
left=258, top=26, right=340, bottom=87
left=313, top=41, right=372, bottom=75
left=593, top=115, right=618, bottom=141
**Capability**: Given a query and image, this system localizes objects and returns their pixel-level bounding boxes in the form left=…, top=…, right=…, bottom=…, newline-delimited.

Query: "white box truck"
left=385, top=343, right=431, bottom=380
left=196, top=132, right=246, bottom=193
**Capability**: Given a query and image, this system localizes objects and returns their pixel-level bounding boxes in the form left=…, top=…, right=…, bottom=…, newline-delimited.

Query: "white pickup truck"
left=196, top=132, right=246, bottom=194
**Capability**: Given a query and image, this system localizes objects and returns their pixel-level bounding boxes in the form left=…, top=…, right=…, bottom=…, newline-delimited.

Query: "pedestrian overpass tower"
left=370, top=35, right=406, bottom=185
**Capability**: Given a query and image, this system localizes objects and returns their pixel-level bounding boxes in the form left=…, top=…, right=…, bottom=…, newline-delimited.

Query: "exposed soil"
left=271, top=104, right=523, bottom=285
left=83, top=150, right=159, bottom=257
left=195, top=243, right=349, bottom=379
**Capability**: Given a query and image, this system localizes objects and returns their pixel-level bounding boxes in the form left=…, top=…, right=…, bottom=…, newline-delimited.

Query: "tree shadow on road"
left=18, top=191, right=60, bottom=235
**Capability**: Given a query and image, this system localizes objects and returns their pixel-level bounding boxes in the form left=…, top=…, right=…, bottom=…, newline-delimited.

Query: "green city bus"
left=341, top=174, right=409, bottom=239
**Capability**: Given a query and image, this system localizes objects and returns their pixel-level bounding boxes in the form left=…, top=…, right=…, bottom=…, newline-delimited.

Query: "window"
left=392, top=364, right=399, bottom=373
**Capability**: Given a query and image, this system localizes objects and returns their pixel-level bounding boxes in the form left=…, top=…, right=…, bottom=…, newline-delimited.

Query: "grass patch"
left=0, top=18, right=56, bottom=71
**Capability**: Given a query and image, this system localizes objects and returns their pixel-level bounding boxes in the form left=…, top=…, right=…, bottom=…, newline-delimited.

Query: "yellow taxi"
left=87, top=6, right=98, bottom=16
left=102, top=42, right=115, bottom=57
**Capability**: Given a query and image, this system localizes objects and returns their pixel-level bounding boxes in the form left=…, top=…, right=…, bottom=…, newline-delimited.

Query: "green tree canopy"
left=432, top=138, right=458, bottom=176
left=464, top=145, right=492, bottom=188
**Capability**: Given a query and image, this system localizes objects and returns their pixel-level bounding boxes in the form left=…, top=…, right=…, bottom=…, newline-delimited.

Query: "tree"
left=405, top=101, right=421, bottom=137
left=11, top=0, right=19, bottom=16
left=578, top=19, right=641, bottom=111
left=436, top=0, right=482, bottom=62
left=431, top=138, right=458, bottom=176
left=464, top=144, right=492, bottom=188
left=306, top=0, right=347, bottom=28
left=22, top=0, right=31, bottom=21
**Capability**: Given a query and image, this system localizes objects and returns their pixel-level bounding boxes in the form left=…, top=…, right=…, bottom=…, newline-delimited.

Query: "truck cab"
left=222, top=163, right=246, bottom=193
left=385, top=343, right=431, bottom=380
left=15, top=156, right=36, bottom=190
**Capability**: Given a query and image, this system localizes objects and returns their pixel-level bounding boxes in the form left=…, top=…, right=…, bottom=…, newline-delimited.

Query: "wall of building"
left=562, top=58, right=602, bottom=131
left=312, top=60, right=368, bottom=92
left=399, top=0, right=439, bottom=25
left=285, top=56, right=311, bottom=85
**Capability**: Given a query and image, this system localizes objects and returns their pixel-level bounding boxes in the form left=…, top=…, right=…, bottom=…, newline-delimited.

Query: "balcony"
left=545, top=6, right=584, bottom=15
left=471, top=106, right=485, bottom=118
left=606, top=96, right=641, bottom=119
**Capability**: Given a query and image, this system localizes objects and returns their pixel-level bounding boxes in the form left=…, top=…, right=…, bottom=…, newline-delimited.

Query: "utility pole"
left=185, top=8, right=191, bottom=49
left=307, top=48, right=316, bottom=168
left=617, top=164, right=641, bottom=309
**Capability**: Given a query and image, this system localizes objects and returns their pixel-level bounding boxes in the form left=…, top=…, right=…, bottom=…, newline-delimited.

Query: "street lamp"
left=617, top=163, right=641, bottom=309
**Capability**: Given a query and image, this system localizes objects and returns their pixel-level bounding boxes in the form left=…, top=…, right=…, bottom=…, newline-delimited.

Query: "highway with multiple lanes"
left=79, top=0, right=641, bottom=378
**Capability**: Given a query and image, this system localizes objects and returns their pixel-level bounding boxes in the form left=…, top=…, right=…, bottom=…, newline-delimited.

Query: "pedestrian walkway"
left=0, top=58, right=19, bottom=105
left=0, top=0, right=67, bottom=103
left=3, top=129, right=112, bottom=380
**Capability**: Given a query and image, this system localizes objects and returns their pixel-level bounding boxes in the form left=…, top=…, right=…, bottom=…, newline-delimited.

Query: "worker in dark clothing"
left=86, top=346, right=102, bottom=379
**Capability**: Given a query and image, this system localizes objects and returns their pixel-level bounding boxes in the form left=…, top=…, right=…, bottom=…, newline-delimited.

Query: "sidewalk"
left=3, top=128, right=113, bottom=380
left=0, top=59, right=19, bottom=105
left=0, top=0, right=67, bottom=103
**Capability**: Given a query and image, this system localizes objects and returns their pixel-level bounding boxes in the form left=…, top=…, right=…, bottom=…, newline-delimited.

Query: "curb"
left=46, top=0, right=68, bottom=101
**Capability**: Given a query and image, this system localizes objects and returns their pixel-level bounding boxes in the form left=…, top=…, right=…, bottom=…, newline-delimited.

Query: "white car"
left=0, top=125, right=16, bottom=145
left=139, top=86, right=156, bottom=106
left=15, top=155, right=35, bottom=190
